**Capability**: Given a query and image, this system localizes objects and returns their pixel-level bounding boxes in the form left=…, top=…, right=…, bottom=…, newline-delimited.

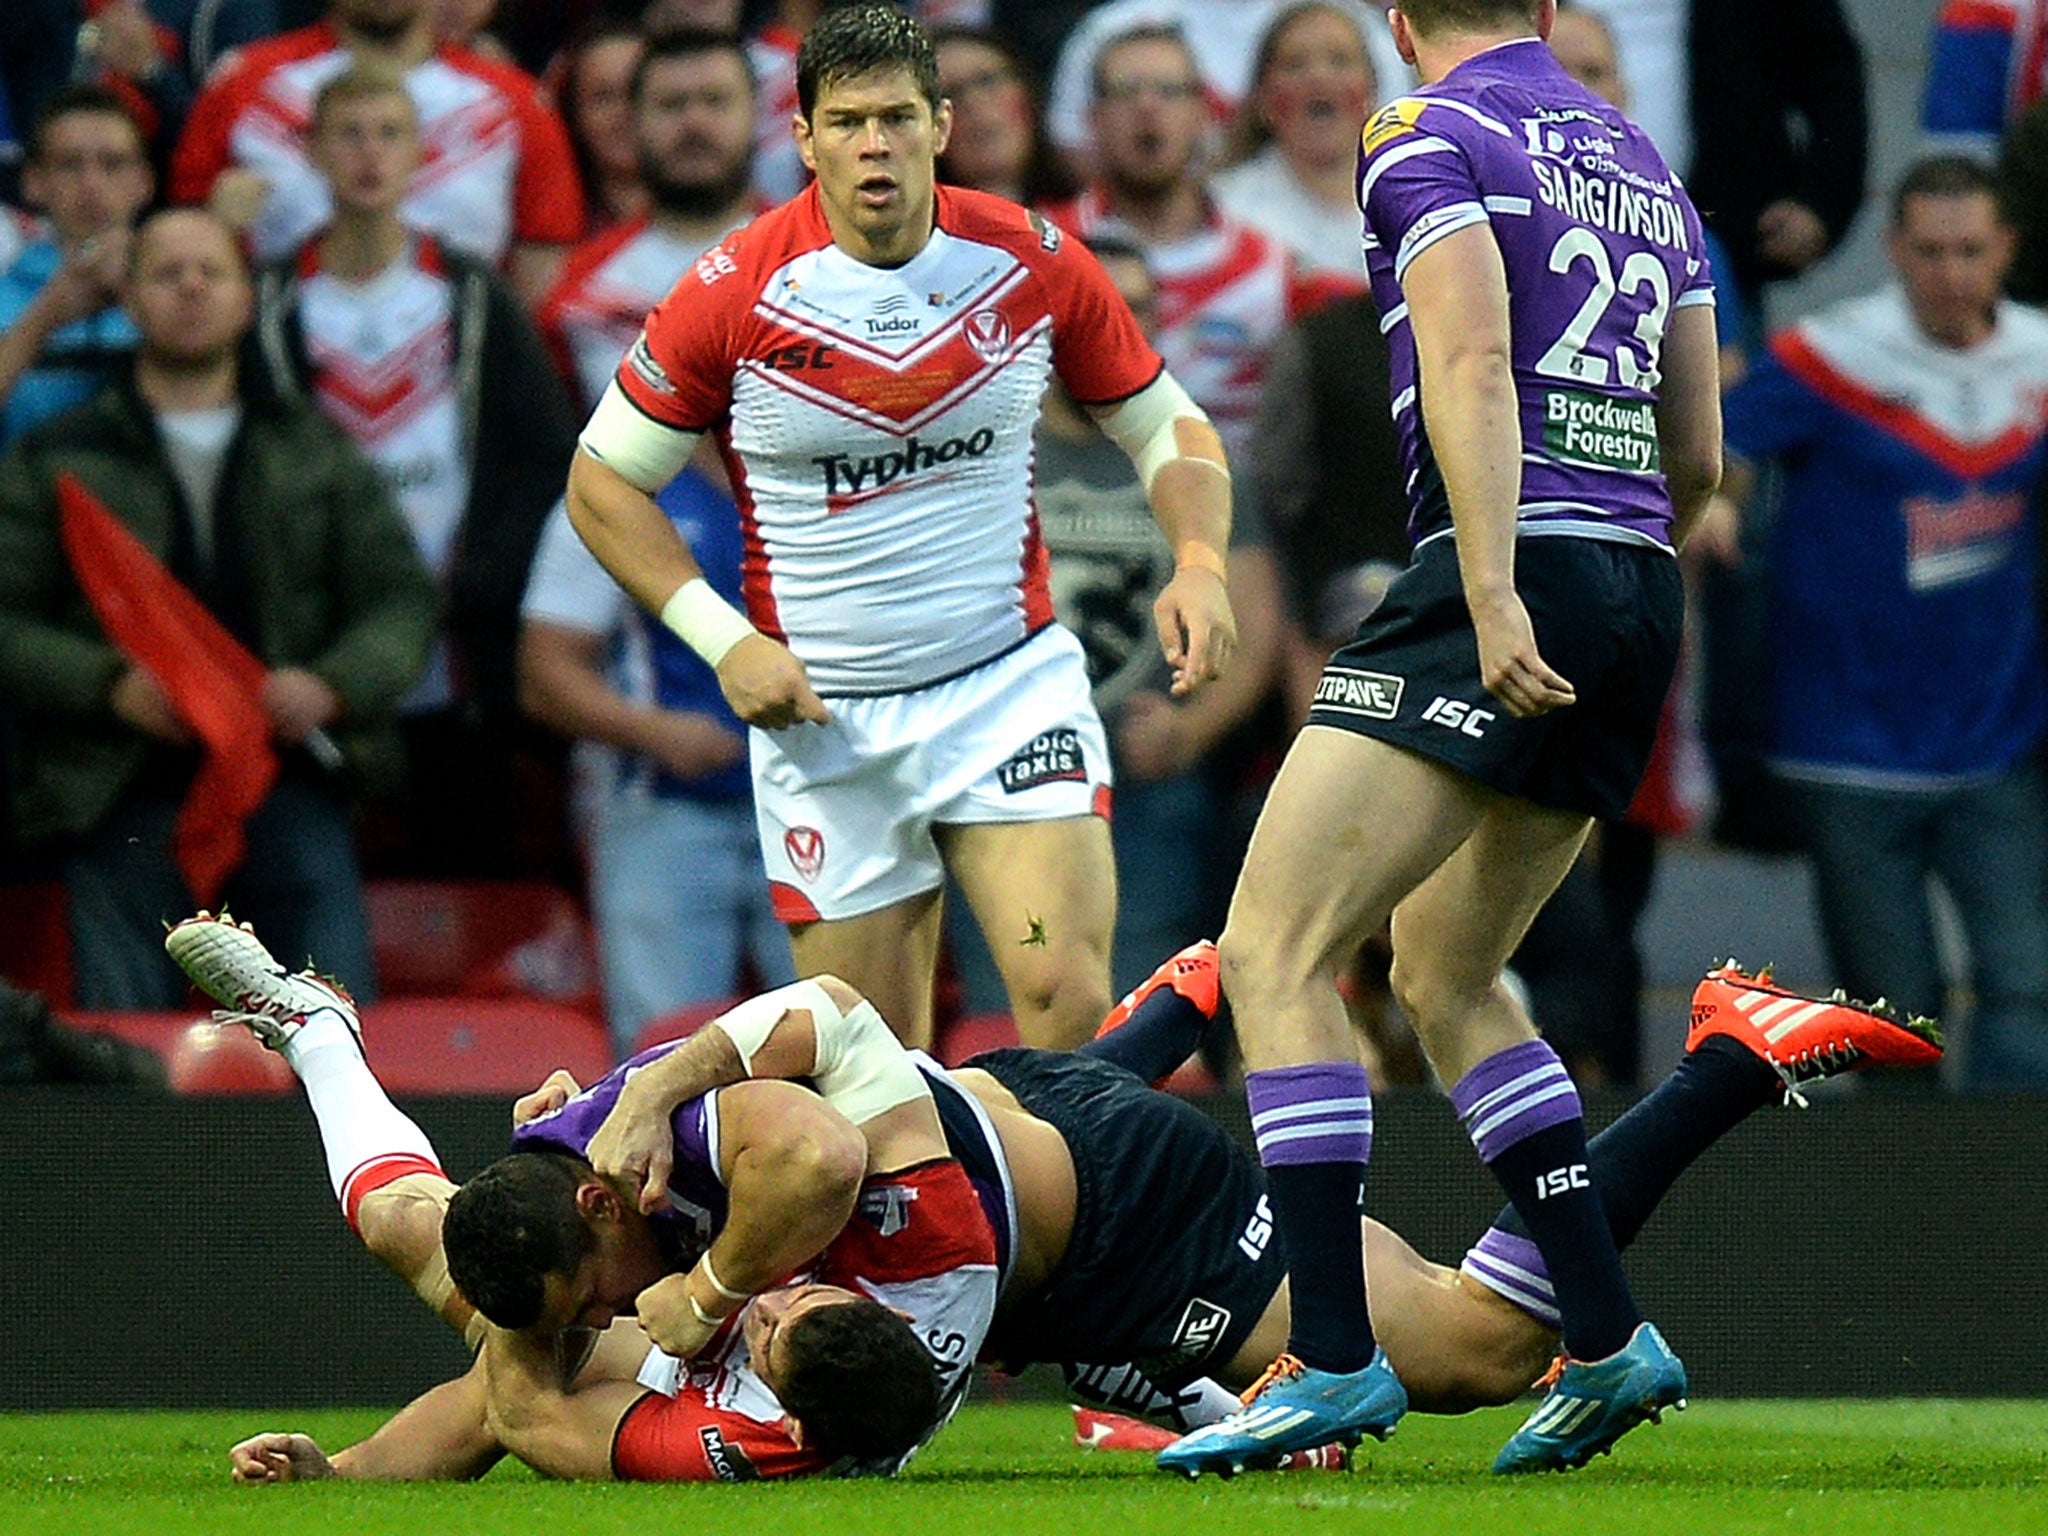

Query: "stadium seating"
left=365, top=879, right=600, bottom=1012
left=627, top=996, right=741, bottom=1060
left=165, top=1020, right=297, bottom=1094
left=935, top=1011, right=1021, bottom=1067
left=0, top=881, right=74, bottom=1008
left=357, top=996, right=612, bottom=1096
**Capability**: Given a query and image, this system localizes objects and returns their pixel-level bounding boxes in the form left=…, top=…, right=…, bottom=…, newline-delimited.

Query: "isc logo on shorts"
left=1313, top=667, right=1405, bottom=720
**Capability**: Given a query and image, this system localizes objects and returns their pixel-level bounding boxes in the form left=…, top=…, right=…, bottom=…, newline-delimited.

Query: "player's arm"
left=231, top=1362, right=506, bottom=1483
left=1653, top=302, right=1724, bottom=551
left=1402, top=223, right=1575, bottom=718
left=1087, top=371, right=1238, bottom=695
left=588, top=978, right=938, bottom=1207
left=567, top=384, right=827, bottom=728
left=633, top=1079, right=868, bottom=1360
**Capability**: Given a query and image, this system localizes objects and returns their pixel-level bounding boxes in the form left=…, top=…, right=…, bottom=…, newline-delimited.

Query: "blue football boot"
left=1155, top=1350, right=1406, bottom=1479
left=1492, top=1321, right=1687, bottom=1474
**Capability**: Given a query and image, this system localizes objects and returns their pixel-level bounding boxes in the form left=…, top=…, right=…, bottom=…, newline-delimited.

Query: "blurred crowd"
left=1, top=0, right=2045, bottom=1093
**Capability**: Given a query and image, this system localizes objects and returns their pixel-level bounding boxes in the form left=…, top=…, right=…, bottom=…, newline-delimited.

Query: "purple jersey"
left=1356, top=38, right=1714, bottom=552
left=511, top=1040, right=729, bottom=1266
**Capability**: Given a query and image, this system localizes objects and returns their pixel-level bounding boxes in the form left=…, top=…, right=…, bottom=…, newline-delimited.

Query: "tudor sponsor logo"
left=1313, top=667, right=1404, bottom=720
left=998, top=728, right=1087, bottom=793
left=785, top=826, right=826, bottom=881
left=813, top=427, right=997, bottom=496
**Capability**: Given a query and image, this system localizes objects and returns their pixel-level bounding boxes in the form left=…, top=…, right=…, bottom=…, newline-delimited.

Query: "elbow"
left=1666, top=441, right=1723, bottom=507
left=785, top=1113, right=868, bottom=1215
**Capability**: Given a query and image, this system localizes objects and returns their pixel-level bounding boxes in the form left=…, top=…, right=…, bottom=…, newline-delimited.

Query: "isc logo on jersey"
left=1361, top=97, right=1428, bottom=156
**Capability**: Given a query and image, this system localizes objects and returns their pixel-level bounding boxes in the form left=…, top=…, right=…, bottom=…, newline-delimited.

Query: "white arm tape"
left=659, top=578, right=756, bottom=667
left=578, top=379, right=702, bottom=492
left=710, top=981, right=930, bottom=1127
left=1093, top=370, right=1222, bottom=492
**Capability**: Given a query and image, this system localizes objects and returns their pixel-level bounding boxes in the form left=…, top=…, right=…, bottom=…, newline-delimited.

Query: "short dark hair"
left=1082, top=233, right=1150, bottom=270
left=776, top=1296, right=942, bottom=1462
left=442, top=1153, right=597, bottom=1330
left=1394, top=0, right=1541, bottom=37
left=795, top=4, right=941, bottom=120
left=633, top=27, right=756, bottom=104
left=1894, top=154, right=2006, bottom=226
left=1091, top=24, right=1197, bottom=102
left=28, top=84, right=146, bottom=164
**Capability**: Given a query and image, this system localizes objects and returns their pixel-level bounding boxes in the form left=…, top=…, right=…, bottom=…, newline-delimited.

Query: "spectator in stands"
left=933, top=26, right=1074, bottom=207
left=249, top=66, right=578, bottom=876
left=1043, top=24, right=1348, bottom=468
left=1923, top=0, right=2048, bottom=157
left=433, top=0, right=514, bottom=60
left=0, top=87, right=153, bottom=449
left=553, top=16, right=646, bottom=236
left=1684, top=0, right=1868, bottom=302
left=171, top=0, right=585, bottom=306
left=1046, top=0, right=1405, bottom=179
left=0, top=208, right=437, bottom=1008
left=1721, top=157, right=2048, bottom=1091
left=520, top=30, right=784, bottom=1052
left=1212, top=1, right=1377, bottom=278
left=643, top=0, right=808, bottom=202
left=537, top=29, right=761, bottom=413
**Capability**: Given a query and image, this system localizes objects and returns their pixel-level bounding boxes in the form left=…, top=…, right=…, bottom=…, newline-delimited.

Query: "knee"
left=1386, top=949, right=1487, bottom=1040
left=1217, top=922, right=1296, bottom=1008
left=355, top=1176, right=450, bottom=1277
left=1007, top=949, right=1113, bottom=1050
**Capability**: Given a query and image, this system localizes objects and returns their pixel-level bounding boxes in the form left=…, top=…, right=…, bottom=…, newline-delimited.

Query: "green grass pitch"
left=8, top=1401, right=2048, bottom=1536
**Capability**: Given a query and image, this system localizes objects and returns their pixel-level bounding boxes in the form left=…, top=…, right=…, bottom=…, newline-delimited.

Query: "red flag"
left=56, top=472, right=279, bottom=903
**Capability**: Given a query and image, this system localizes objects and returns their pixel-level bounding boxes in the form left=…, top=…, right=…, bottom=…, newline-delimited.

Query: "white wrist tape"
left=1094, top=370, right=1227, bottom=492
left=659, top=579, right=757, bottom=668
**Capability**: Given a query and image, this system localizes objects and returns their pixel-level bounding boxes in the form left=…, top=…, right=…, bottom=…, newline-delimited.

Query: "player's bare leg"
left=939, top=814, right=1117, bottom=1050
left=1163, top=729, right=1486, bottom=1474
left=788, top=888, right=945, bottom=1050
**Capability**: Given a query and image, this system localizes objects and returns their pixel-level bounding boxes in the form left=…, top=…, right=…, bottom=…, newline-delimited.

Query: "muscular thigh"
left=938, top=815, right=1115, bottom=1049
left=790, top=890, right=944, bottom=1048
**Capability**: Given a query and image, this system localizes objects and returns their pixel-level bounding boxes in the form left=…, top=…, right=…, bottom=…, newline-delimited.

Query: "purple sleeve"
left=1357, top=101, right=1490, bottom=282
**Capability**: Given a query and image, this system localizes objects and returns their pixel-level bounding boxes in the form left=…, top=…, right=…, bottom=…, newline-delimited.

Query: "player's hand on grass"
left=588, top=1077, right=676, bottom=1214
left=1154, top=566, right=1236, bottom=696
left=715, top=634, right=830, bottom=729
left=511, top=1068, right=581, bottom=1127
left=230, top=1431, right=333, bottom=1483
left=1468, top=585, right=1575, bottom=718
left=634, top=1272, right=722, bottom=1359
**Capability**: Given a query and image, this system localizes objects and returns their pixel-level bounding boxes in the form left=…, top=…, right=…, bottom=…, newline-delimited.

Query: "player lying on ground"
left=180, top=915, right=1940, bottom=1483
left=168, top=914, right=995, bottom=1482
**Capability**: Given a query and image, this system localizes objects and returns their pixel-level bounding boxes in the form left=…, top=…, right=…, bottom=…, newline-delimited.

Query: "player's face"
left=309, top=93, right=421, bottom=217
left=1255, top=6, right=1375, bottom=170
left=1546, top=9, right=1625, bottom=110
left=1090, top=37, right=1204, bottom=198
left=796, top=66, right=952, bottom=267
left=743, top=1283, right=863, bottom=1392
left=125, top=214, right=253, bottom=368
left=637, top=51, right=757, bottom=216
left=572, top=36, right=646, bottom=185
left=937, top=38, right=1033, bottom=196
left=534, top=1215, right=668, bottom=1332
left=1891, top=191, right=2015, bottom=348
left=23, top=111, right=152, bottom=244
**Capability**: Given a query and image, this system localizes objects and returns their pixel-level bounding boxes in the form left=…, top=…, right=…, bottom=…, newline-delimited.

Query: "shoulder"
left=1994, top=299, right=2048, bottom=351
left=437, top=44, right=551, bottom=108
left=936, top=186, right=1076, bottom=266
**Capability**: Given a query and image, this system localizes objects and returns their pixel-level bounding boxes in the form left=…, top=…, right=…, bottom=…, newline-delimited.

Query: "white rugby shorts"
left=753, top=625, right=1112, bottom=923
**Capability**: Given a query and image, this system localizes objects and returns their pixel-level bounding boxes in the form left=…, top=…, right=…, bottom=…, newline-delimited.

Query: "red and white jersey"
left=747, top=25, right=809, bottom=206
left=620, top=1159, right=999, bottom=1482
left=617, top=184, right=1163, bottom=695
left=1043, top=189, right=1314, bottom=466
left=171, top=23, right=584, bottom=265
left=539, top=213, right=753, bottom=412
left=294, top=236, right=467, bottom=709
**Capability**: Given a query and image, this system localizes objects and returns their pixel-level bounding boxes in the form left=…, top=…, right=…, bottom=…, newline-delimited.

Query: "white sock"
left=283, top=1009, right=443, bottom=1227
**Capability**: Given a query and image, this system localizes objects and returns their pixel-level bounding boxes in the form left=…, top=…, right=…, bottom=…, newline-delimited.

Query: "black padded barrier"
left=3, top=1087, right=2042, bottom=1407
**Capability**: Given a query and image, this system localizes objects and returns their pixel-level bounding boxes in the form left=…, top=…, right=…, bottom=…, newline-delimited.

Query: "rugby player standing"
left=1167, top=0, right=1724, bottom=1476
left=564, top=5, right=1238, bottom=1052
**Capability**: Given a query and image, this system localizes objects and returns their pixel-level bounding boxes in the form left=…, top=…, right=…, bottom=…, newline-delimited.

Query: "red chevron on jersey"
left=620, top=184, right=1162, bottom=694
